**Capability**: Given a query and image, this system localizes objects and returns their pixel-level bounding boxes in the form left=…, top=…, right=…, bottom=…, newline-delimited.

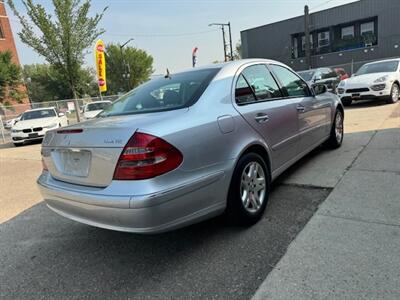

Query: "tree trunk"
left=72, top=87, right=81, bottom=123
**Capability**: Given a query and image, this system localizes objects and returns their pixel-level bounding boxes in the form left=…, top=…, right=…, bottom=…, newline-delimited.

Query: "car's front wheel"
left=13, top=143, right=23, bottom=147
left=226, top=152, right=270, bottom=226
left=387, top=83, right=399, bottom=104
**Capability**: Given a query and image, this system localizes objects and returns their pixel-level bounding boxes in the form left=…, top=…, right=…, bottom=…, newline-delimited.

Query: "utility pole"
left=304, top=5, right=312, bottom=69
left=221, top=25, right=227, bottom=61
left=228, top=22, right=233, bottom=61
left=209, top=22, right=233, bottom=61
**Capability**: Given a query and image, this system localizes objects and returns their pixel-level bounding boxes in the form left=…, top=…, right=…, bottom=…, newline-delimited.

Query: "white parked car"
left=337, top=58, right=400, bottom=105
left=82, top=100, right=112, bottom=119
left=11, top=107, right=68, bottom=146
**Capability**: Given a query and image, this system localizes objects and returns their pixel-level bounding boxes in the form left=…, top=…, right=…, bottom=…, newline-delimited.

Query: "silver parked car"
left=38, top=59, right=344, bottom=234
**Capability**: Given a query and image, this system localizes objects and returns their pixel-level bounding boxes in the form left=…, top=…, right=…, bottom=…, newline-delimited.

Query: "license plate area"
left=58, top=149, right=91, bottom=177
left=351, top=93, right=361, bottom=99
left=28, top=133, right=39, bottom=138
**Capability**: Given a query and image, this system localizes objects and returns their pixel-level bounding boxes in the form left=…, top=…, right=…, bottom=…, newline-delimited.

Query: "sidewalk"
left=254, top=102, right=400, bottom=299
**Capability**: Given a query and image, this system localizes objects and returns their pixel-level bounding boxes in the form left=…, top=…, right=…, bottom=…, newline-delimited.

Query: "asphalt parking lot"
left=1, top=99, right=399, bottom=299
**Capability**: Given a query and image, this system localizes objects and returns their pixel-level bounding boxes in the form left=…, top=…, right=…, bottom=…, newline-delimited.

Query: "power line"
left=104, top=29, right=218, bottom=38
left=309, top=0, right=336, bottom=11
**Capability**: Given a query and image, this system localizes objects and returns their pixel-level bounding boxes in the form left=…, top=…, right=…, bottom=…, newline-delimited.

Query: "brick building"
left=0, top=0, right=30, bottom=119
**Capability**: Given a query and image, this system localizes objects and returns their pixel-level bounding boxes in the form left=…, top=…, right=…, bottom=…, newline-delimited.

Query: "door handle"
left=296, top=104, right=306, bottom=112
left=255, top=113, right=269, bottom=123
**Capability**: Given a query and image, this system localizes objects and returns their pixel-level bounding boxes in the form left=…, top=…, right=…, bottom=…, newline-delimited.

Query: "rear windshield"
left=21, top=109, right=56, bottom=120
left=99, top=68, right=220, bottom=117
left=86, top=102, right=111, bottom=111
left=297, top=70, right=315, bottom=81
left=356, top=61, right=399, bottom=75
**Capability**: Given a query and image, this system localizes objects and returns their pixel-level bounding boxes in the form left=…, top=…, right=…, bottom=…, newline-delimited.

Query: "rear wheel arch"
left=239, top=144, right=272, bottom=177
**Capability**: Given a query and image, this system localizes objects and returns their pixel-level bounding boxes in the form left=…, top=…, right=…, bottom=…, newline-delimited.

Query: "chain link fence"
left=0, top=95, right=120, bottom=144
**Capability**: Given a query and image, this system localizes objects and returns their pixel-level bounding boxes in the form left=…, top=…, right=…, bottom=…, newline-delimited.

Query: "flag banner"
left=192, top=47, right=198, bottom=67
left=95, top=39, right=107, bottom=92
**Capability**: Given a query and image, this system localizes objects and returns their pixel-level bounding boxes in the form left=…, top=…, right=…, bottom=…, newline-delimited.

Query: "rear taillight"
left=113, top=132, right=183, bottom=180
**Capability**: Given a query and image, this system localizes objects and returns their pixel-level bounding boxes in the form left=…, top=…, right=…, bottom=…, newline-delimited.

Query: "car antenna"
left=164, top=68, right=171, bottom=79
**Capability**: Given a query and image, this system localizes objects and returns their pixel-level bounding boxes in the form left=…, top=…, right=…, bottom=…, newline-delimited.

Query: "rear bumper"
left=37, top=170, right=228, bottom=234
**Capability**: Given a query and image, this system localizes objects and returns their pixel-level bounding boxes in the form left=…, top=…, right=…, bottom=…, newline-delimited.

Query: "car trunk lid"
left=41, top=109, right=188, bottom=187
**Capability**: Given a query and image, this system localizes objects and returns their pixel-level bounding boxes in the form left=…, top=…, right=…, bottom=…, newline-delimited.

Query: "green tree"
left=234, top=41, right=242, bottom=60
left=105, top=43, right=154, bottom=94
left=8, top=0, right=107, bottom=119
left=23, top=64, right=98, bottom=102
left=0, top=51, right=25, bottom=107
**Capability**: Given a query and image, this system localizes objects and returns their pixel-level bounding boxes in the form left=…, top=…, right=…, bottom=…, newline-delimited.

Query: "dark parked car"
left=298, top=67, right=340, bottom=92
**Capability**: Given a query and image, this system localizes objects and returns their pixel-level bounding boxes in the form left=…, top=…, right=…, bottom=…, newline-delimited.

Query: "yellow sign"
left=95, top=39, right=107, bottom=92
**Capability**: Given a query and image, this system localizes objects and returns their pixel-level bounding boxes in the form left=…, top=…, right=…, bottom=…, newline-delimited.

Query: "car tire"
left=13, top=143, right=23, bottom=147
left=325, top=110, right=344, bottom=149
left=386, top=83, right=399, bottom=104
left=226, top=152, right=270, bottom=226
left=341, top=98, right=352, bottom=106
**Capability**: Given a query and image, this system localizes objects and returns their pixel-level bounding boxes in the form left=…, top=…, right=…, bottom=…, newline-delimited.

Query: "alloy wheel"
left=240, top=161, right=266, bottom=213
left=392, top=85, right=399, bottom=102
left=335, top=112, right=344, bottom=143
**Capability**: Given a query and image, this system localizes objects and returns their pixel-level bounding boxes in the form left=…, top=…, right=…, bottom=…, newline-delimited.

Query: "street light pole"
left=119, top=38, right=134, bottom=92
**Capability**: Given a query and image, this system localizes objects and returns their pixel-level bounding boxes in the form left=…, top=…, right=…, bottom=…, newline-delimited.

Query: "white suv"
left=337, top=58, right=400, bottom=105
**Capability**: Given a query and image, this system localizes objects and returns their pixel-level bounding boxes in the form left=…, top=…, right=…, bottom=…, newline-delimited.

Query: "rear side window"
left=235, top=64, right=282, bottom=104
left=100, top=68, right=220, bottom=117
left=269, top=65, right=311, bottom=97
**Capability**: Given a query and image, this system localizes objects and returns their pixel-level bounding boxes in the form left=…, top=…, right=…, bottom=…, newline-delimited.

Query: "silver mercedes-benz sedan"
left=37, top=59, right=344, bottom=234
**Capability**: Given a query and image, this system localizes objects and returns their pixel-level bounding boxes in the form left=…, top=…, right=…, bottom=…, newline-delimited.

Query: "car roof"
left=364, top=58, right=400, bottom=66
left=86, top=100, right=112, bottom=105
left=24, top=107, right=56, bottom=112
left=171, top=59, right=293, bottom=78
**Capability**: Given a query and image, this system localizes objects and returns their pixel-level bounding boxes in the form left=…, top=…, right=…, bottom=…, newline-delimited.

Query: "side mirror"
left=314, top=75, right=322, bottom=82
left=313, top=84, right=327, bottom=95
left=58, top=112, right=65, bottom=117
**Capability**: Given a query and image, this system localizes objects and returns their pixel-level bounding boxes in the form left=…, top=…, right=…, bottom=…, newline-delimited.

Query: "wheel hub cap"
left=240, top=162, right=266, bottom=213
left=335, top=112, right=343, bottom=142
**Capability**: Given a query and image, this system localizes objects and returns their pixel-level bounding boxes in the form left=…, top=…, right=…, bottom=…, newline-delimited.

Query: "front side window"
left=235, top=64, right=282, bottom=104
left=318, top=31, right=330, bottom=47
left=341, top=26, right=354, bottom=39
left=100, top=68, right=219, bottom=117
left=21, top=109, right=56, bottom=120
left=270, top=65, right=311, bottom=98
left=297, top=70, right=315, bottom=82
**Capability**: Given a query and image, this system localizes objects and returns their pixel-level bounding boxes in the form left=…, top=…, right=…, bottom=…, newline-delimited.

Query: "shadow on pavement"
left=0, top=184, right=330, bottom=299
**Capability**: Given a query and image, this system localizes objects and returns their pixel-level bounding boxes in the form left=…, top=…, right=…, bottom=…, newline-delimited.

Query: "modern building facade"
left=241, top=0, right=400, bottom=73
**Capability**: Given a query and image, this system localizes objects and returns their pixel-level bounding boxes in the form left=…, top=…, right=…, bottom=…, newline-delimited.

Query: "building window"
left=0, top=22, right=5, bottom=39
left=361, top=21, right=374, bottom=36
left=318, top=31, right=330, bottom=47
left=293, top=37, right=298, bottom=58
left=301, top=35, right=313, bottom=50
left=341, top=26, right=354, bottom=39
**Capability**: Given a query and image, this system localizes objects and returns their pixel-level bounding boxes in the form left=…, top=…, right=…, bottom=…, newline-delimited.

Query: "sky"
left=7, top=0, right=360, bottom=74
